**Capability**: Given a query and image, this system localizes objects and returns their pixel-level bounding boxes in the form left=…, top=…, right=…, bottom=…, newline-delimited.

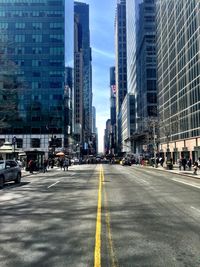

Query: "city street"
left=0, top=164, right=200, bottom=267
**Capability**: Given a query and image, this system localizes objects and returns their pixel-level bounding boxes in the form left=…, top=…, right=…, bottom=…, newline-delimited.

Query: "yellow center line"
left=94, top=165, right=103, bottom=267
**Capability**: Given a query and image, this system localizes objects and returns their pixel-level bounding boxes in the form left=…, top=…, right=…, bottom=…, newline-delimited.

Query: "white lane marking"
left=172, top=178, right=200, bottom=189
left=47, top=181, right=60, bottom=189
left=191, top=206, right=200, bottom=214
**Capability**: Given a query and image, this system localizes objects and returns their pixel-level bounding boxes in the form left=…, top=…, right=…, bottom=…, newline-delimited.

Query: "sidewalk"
left=144, top=164, right=200, bottom=179
left=21, top=166, right=60, bottom=177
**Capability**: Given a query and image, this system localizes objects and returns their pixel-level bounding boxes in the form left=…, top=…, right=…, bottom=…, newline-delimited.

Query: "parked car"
left=0, top=160, right=22, bottom=188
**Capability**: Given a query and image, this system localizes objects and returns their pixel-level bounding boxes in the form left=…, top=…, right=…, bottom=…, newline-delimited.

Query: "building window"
left=16, top=138, right=23, bottom=148
left=15, top=35, right=25, bottom=42
left=32, top=22, right=42, bottom=30
left=31, top=116, right=41, bottom=122
left=15, top=22, right=25, bottom=29
left=32, top=35, right=42, bottom=42
left=50, top=82, right=62, bottom=88
left=31, top=138, right=40, bottom=148
left=0, top=22, right=8, bottom=29
left=33, top=72, right=41, bottom=77
left=32, top=60, right=41, bottom=67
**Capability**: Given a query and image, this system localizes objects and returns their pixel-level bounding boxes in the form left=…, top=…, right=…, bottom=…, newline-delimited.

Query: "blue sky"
left=76, top=0, right=116, bottom=152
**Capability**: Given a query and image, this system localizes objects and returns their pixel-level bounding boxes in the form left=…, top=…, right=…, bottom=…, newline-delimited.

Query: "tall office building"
left=104, top=119, right=111, bottom=155
left=136, top=0, right=157, bottom=119
left=156, top=0, right=200, bottom=162
left=74, top=2, right=92, bottom=154
left=121, top=93, right=135, bottom=153
left=126, top=0, right=137, bottom=95
left=0, top=0, right=70, bottom=156
left=125, top=0, right=157, bottom=154
left=110, top=66, right=117, bottom=154
left=91, top=106, right=97, bottom=155
left=65, top=0, right=74, bottom=154
left=115, top=0, right=127, bottom=152
left=74, top=12, right=84, bottom=146
left=64, top=67, right=73, bottom=152
left=135, top=0, right=157, bottom=154
left=92, top=106, right=96, bottom=134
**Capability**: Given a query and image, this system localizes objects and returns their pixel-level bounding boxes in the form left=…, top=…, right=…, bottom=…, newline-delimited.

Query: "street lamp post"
left=12, top=136, right=16, bottom=160
left=153, top=122, right=157, bottom=168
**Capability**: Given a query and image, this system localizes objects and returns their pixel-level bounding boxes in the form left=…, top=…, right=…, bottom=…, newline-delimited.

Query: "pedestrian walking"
left=51, top=158, right=54, bottom=169
left=43, top=159, right=48, bottom=173
left=60, top=158, right=64, bottom=170
left=187, top=158, right=192, bottom=171
left=182, top=157, right=187, bottom=171
left=63, top=158, right=69, bottom=171
left=178, top=158, right=182, bottom=171
left=159, top=157, right=164, bottom=167
left=193, top=161, right=198, bottom=175
left=28, top=159, right=34, bottom=174
left=198, top=158, right=200, bottom=170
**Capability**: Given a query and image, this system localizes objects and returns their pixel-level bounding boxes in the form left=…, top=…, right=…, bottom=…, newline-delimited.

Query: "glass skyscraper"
left=156, top=0, right=200, bottom=161
left=115, top=0, right=127, bottom=152
left=126, top=0, right=157, bottom=154
left=74, top=2, right=92, bottom=154
left=0, top=0, right=69, bottom=155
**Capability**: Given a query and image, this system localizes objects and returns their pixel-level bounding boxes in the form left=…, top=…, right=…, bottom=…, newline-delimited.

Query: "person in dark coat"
left=182, top=157, right=187, bottom=171
left=187, top=158, right=192, bottom=171
left=63, top=158, right=69, bottom=171
left=43, top=159, right=48, bottom=173
left=28, top=159, right=34, bottom=174
left=193, top=161, right=198, bottom=175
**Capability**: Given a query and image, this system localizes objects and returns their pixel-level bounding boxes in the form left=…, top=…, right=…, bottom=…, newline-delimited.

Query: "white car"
left=0, top=160, right=22, bottom=188
left=73, top=158, right=80, bottom=165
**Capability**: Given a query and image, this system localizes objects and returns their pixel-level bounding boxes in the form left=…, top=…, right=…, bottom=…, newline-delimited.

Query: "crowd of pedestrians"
left=177, top=157, right=200, bottom=174
left=27, top=157, right=71, bottom=174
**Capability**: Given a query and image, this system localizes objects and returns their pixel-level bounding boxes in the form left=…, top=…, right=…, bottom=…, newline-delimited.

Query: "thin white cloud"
left=92, top=47, right=115, bottom=59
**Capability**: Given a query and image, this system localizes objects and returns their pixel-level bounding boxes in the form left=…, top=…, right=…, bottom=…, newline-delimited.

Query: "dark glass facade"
left=136, top=0, right=157, bottom=122
left=0, top=0, right=66, bottom=152
left=74, top=2, right=92, bottom=149
left=115, top=0, right=127, bottom=152
left=110, top=66, right=116, bottom=153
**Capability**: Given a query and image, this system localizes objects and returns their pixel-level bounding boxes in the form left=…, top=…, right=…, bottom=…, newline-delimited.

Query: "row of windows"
left=0, top=0, right=63, bottom=4
left=15, top=47, right=64, bottom=55
left=0, top=137, right=63, bottom=149
left=0, top=10, right=64, bottom=17
left=0, top=22, right=64, bottom=30
left=12, top=34, right=64, bottom=43
left=160, top=114, right=200, bottom=139
left=11, top=47, right=64, bottom=56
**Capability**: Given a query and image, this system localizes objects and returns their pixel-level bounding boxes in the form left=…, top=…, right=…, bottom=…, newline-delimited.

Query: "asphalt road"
left=0, top=164, right=200, bottom=267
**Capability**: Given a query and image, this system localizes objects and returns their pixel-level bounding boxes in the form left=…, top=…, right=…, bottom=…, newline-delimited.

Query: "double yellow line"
left=94, top=165, right=117, bottom=267
left=94, top=165, right=104, bottom=267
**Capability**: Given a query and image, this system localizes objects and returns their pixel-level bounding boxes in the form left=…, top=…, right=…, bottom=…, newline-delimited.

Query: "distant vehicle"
left=121, top=158, right=131, bottom=166
left=96, top=157, right=102, bottom=163
left=73, top=158, right=80, bottom=165
left=0, top=160, right=21, bottom=188
left=113, top=158, right=121, bottom=164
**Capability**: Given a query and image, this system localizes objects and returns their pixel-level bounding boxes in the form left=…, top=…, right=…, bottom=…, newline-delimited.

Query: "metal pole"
left=153, top=122, right=157, bottom=168
left=12, top=136, right=16, bottom=160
